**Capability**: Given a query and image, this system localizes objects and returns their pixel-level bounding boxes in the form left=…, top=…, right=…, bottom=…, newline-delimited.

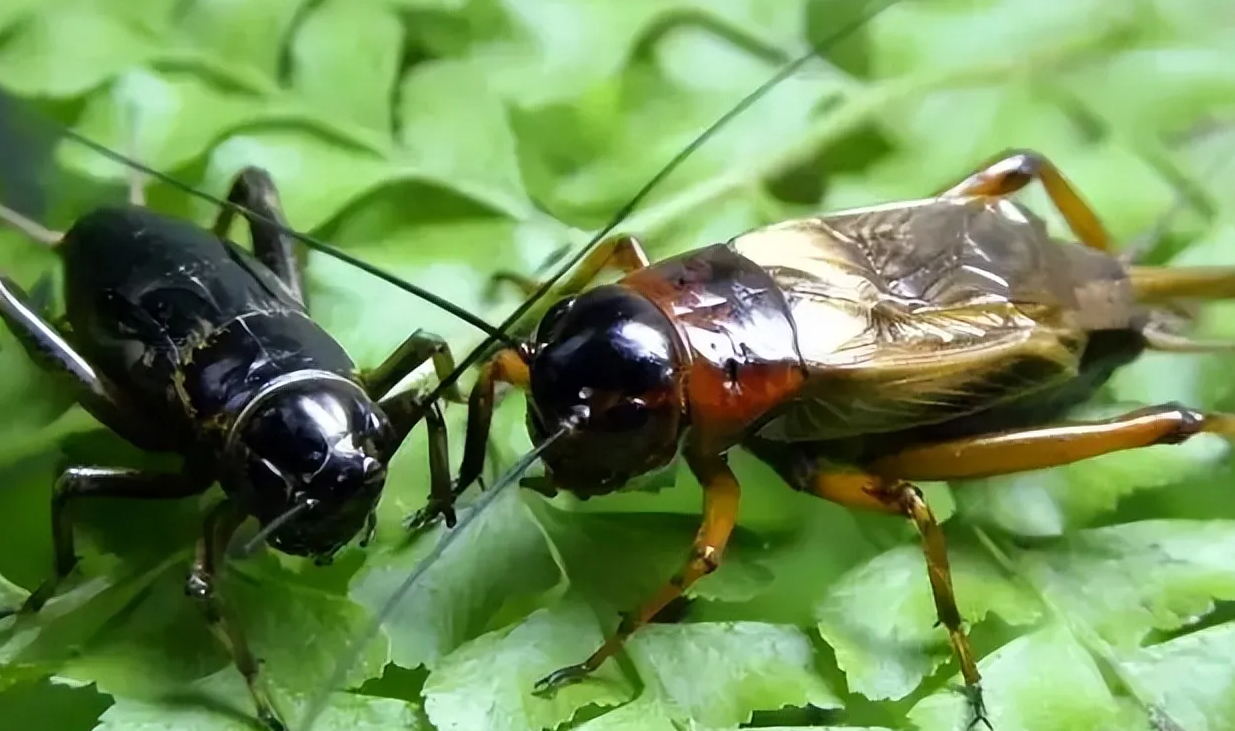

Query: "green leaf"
left=288, top=0, right=403, bottom=134
left=570, top=698, right=680, bottom=731
left=0, top=1, right=42, bottom=36
left=0, top=573, right=25, bottom=609
left=718, top=728, right=894, bottom=731
left=20, top=552, right=401, bottom=726
left=62, top=69, right=267, bottom=179
left=422, top=598, right=632, bottom=731
left=4, top=1, right=1235, bottom=729
left=624, top=622, right=842, bottom=727
left=0, top=5, right=157, bottom=97
left=97, top=672, right=422, bottom=731
left=868, top=0, right=1136, bottom=79
left=199, top=131, right=401, bottom=233
left=1018, top=520, right=1235, bottom=648
left=540, top=22, right=843, bottom=224
left=396, top=58, right=534, bottom=219
left=1060, top=45, right=1235, bottom=140
left=0, top=676, right=111, bottom=731
left=175, top=0, right=305, bottom=82
left=445, top=0, right=680, bottom=107
left=349, top=487, right=560, bottom=671
left=526, top=498, right=778, bottom=613
left=1117, top=622, right=1235, bottom=731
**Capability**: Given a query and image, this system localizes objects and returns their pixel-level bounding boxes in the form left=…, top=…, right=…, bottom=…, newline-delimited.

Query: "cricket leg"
left=0, top=468, right=210, bottom=619
left=402, top=347, right=530, bottom=532
left=532, top=451, right=740, bottom=695
left=367, top=330, right=465, bottom=404
left=490, top=234, right=650, bottom=297
left=744, top=441, right=988, bottom=729
left=213, top=167, right=305, bottom=306
left=0, top=275, right=156, bottom=446
left=937, top=149, right=1111, bottom=253
left=867, top=402, right=1235, bottom=480
left=186, top=500, right=286, bottom=731
left=0, top=203, right=61, bottom=245
left=1128, top=265, right=1235, bottom=304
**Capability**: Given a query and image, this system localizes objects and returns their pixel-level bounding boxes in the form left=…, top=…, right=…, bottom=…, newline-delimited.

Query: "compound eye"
left=535, top=297, right=575, bottom=343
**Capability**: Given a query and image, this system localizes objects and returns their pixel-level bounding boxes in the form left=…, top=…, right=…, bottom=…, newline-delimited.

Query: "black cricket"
left=0, top=167, right=478, bottom=730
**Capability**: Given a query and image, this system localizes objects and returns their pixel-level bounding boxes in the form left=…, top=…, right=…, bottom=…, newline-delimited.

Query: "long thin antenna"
left=123, top=102, right=146, bottom=207
left=227, top=499, right=318, bottom=560
left=408, top=0, right=903, bottom=417
left=0, top=202, right=62, bottom=246
left=300, top=3, right=901, bottom=726
left=298, top=421, right=577, bottom=731
left=22, top=120, right=516, bottom=346
left=27, top=0, right=896, bottom=368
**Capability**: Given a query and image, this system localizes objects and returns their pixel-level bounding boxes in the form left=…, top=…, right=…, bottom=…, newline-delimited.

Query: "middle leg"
left=490, top=234, right=651, bottom=298
left=0, top=467, right=211, bottom=619
left=745, top=445, right=988, bottom=729
left=366, top=331, right=472, bottom=529
left=400, top=347, right=529, bottom=532
left=186, top=499, right=286, bottom=731
left=367, top=330, right=466, bottom=404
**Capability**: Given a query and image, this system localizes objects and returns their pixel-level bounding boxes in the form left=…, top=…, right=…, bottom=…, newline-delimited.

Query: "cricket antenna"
left=0, top=202, right=62, bottom=246
left=227, top=498, right=319, bottom=560
left=299, top=1, right=902, bottom=726
left=410, top=0, right=904, bottom=419
left=298, top=413, right=583, bottom=731
left=18, top=117, right=518, bottom=347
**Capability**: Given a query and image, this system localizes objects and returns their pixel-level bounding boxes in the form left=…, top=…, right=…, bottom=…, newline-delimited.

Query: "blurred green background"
left=1, top=0, right=1235, bottom=730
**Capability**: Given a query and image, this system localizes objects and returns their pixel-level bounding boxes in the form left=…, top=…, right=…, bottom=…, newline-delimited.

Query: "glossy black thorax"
left=58, top=206, right=357, bottom=449
left=56, top=205, right=384, bottom=557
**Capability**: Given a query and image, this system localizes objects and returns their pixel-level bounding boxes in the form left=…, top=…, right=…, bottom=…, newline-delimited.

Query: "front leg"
left=490, top=234, right=650, bottom=298
left=380, top=396, right=456, bottom=528
left=401, top=348, right=530, bottom=532
left=0, top=467, right=211, bottom=619
left=367, top=330, right=466, bottom=404
left=186, top=500, right=286, bottom=731
left=366, top=331, right=471, bottom=529
left=213, top=167, right=305, bottom=306
left=533, top=451, right=740, bottom=695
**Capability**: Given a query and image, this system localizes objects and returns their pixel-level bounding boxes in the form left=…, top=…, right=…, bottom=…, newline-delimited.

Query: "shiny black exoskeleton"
left=0, top=168, right=468, bottom=731
left=58, top=204, right=396, bottom=557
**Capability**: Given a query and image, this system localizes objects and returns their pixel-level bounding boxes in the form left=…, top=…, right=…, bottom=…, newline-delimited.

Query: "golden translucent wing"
left=730, top=196, right=1139, bottom=441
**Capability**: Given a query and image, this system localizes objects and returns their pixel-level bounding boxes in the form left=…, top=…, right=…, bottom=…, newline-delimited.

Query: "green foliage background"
left=2, top=0, right=1235, bottom=729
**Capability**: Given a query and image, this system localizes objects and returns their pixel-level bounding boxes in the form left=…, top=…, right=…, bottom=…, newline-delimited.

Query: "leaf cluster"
left=1, top=1, right=1235, bottom=730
